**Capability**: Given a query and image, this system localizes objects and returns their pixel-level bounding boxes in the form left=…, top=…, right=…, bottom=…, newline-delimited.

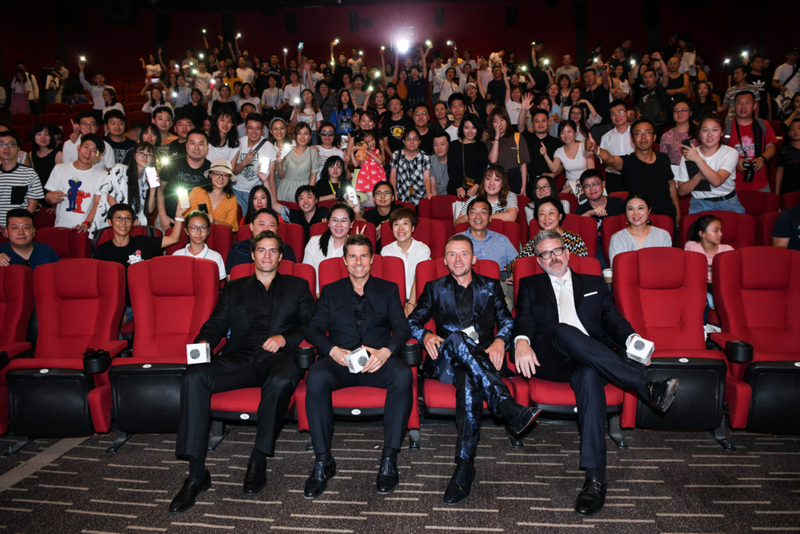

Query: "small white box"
left=626, top=336, right=654, bottom=366
left=186, top=343, right=211, bottom=365
left=345, top=347, right=370, bottom=374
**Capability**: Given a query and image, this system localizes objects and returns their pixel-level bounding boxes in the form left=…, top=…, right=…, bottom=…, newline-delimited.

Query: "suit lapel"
left=540, top=272, right=558, bottom=309
left=470, top=274, right=488, bottom=326
left=571, top=270, right=584, bottom=314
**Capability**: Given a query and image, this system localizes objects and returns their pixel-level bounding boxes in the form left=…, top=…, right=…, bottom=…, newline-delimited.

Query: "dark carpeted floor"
left=1, top=418, right=799, bottom=534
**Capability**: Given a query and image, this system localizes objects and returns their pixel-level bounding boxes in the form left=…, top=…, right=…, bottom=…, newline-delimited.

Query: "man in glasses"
left=171, top=210, right=226, bottom=280
left=0, top=131, right=43, bottom=227
left=574, top=169, right=625, bottom=268
left=61, top=111, right=116, bottom=171
left=514, top=229, right=679, bottom=516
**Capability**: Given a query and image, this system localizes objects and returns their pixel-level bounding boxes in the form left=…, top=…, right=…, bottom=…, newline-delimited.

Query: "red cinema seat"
left=418, top=195, right=459, bottom=239
left=94, top=226, right=163, bottom=248
left=37, top=113, right=66, bottom=128
left=237, top=222, right=305, bottom=263
left=72, top=103, right=94, bottom=113
left=600, top=213, right=675, bottom=266
left=127, top=111, right=151, bottom=127
left=781, top=192, right=800, bottom=210
left=380, top=217, right=448, bottom=259
left=516, top=194, right=531, bottom=245
left=45, top=103, right=71, bottom=114
left=207, top=260, right=317, bottom=450
left=415, top=259, right=529, bottom=447
left=165, top=223, right=234, bottom=264
left=711, top=247, right=800, bottom=434
left=35, top=227, right=91, bottom=259
left=613, top=248, right=732, bottom=448
left=756, top=212, right=780, bottom=246
left=0, top=266, right=34, bottom=435
left=103, top=256, right=220, bottom=452
left=294, top=254, right=422, bottom=448
left=737, top=190, right=780, bottom=216
left=5, top=260, right=127, bottom=453
left=558, top=193, right=578, bottom=214
left=310, top=220, right=376, bottom=251
left=511, top=255, right=627, bottom=448
left=11, top=113, right=35, bottom=127
left=33, top=208, right=56, bottom=229
left=455, top=218, right=521, bottom=249
left=678, top=211, right=755, bottom=248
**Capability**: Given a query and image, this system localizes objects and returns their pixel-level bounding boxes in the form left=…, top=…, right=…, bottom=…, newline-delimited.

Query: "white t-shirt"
left=303, top=234, right=344, bottom=290
left=45, top=163, right=106, bottom=228
left=505, top=100, right=523, bottom=126
left=554, top=146, right=592, bottom=183
left=173, top=244, right=226, bottom=280
left=283, top=84, right=306, bottom=106
left=292, top=107, right=324, bottom=132
left=194, top=72, right=213, bottom=96
left=61, top=137, right=116, bottom=170
left=674, top=145, right=739, bottom=198
left=237, top=67, right=255, bottom=85
left=206, top=144, right=239, bottom=164
left=429, top=65, right=446, bottom=94
left=261, top=88, right=284, bottom=109
left=555, top=65, right=580, bottom=83
left=445, top=125, right=459, bottom=142
left=774, top=63, right=800, bottom=96
left=102, top=103, right=125, bottom=117
left=381, top=239, right=431, bottom=300
left=316, top=146, right=345, bottom=168
left=233, top=136, right=277, bottom=193
left=599, top=125, right=633, bottom=176
left=237, top=96, right=260, bottom=111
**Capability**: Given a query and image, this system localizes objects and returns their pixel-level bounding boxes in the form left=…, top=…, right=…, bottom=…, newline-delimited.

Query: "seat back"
left=237, top=222, right=305, bottom=263
left=516, top=194, right=531, bottom=245
left=229, top=260, right=316, bottom=296
left=613, top=248, right=707, bottom=350
left=45, top=103, right=71, bottom=114
left=511, top=255, right=601, bottom=303
left=781, top=192, right=800, bottom=210
left=37, top=113, right=66, bottom=128
left=600, top=213, right=675, bottom=265
left=534, top=214, right=598, bottom=258
left=33, top=259, right=126, bottom=358
left=34, top=209, right=56, bottom=229
left=319, top=255, right=406, bottom=303
left=713, top=247, right=800, bottom=353
left=128, top=256, right=220, bottom=359
left=35, top=228, right=91, bottom=259
left=455, top=219, right=521, bottom=249
left=0, top=266, right=34, bottom=348
left=95, top=226, right=163, bottom=248
left=310, top=220, right=377, bottom=251
left=165, top=224, right=234, bottom=264
left=415, top=259, right=500, bottom=301
left=380, top=217, right=447, bottom=259
left=737, top=191, right=780, bottom=216
left=679, top=211, right=755, bottom=248
left=418, top=195, right=459, bottom=238
left=558, top=193, right=578, bottom=214
left=756, top=212, right=780, bottom=246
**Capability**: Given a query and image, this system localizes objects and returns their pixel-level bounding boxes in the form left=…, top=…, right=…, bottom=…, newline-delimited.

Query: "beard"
left=541, top=258, right=568, bottom=277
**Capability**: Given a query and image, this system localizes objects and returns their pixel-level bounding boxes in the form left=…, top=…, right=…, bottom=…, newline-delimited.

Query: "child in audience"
left=684, top=214, right=733, bottom=322
left=172, top=210, right=226, bottom=280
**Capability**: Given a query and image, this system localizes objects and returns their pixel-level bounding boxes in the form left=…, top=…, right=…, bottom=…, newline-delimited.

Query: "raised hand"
left=521, top=92, right=534, bottom=110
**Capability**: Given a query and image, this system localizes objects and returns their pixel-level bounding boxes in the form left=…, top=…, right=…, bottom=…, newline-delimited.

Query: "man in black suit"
left=514, top=229, right=679, bottom=516
left=169, top=230, right=315, bottom=515
left=408, top=235, right=541, bottom=505
left=303, top=234, right=413, bottom=498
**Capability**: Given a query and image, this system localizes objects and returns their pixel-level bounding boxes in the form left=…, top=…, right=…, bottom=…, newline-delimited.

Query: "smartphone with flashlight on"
left=145, top=167, right=160, bottom=188
left=259, top=156, right=271, bottom=174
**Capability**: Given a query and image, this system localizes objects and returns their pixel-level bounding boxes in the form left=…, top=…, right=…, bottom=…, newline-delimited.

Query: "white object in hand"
left=626, top=335, right=654, bottom=366
left=345, top=347, right=370, bottom=374
left=186, top=343, right=211, bottom=365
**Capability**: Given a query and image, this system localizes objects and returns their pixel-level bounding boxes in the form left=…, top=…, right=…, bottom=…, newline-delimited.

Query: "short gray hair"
left=532, top=229, right=565, bottom=256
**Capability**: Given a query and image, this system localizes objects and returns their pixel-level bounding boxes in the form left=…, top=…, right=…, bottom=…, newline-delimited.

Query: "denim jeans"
left=689, top=194, right=745, bottom=214
left=232, top=188, right=252, bottom=214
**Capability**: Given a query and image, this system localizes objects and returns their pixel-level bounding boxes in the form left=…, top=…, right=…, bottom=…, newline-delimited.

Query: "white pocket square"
left=583, top=291, right=598, bottom=297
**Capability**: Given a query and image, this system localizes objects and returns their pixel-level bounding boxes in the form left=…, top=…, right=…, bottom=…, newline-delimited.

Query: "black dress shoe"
left=505, top=403, right=542, bottom=435
left=646, top=377, right=679, bottom=413
left=303, top=457, right=336, bottom=499
left=575, top=476, right=607, bottom=516
left=376, top=457, right=399, bottom=494
left=243, top=462, right=267, bottom=495
left=442, top=462, right=475, bottom=505
left=169, top=469, right=211, bottom=515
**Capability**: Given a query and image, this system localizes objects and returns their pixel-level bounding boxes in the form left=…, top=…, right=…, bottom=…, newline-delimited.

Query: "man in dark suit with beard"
left=513, top=229, right=679, bottom=516
left=169, top=230, right=315, bottom=515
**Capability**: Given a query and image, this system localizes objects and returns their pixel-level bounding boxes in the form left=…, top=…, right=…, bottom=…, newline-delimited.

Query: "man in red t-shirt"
left=726, top=91, right=777, bottom=192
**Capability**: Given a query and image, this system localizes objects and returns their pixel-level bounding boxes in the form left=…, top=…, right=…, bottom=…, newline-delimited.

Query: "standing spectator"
left=661, top=57, right=691, bottom=103
left=635, top=67, right=668, bottom=129
left=157, top=129, right=211, bottom=230
left=747, top=55, right=772, bottom=120
left=184, top=89, right=209, bottom=128
left=61, top=112, right=116, bottom=170
left=555, top=55, right=581, bottom=85
left=24, top=124, right=62, bottom=195
left=720, top=65, right=761, bottom=119
left=9, top=70, right=32, bottom=114
left=236, top=56, right=255, bottom=85
left=519, top=100, right=563, bottom=199
left=328, top=90, right=356, bottom=136
left=276, top=123, right=319, bottom=202
left=45, top=57, right=69, bottom=104
left=206, top=108, right=240, bottom=164
left=599, top=100, right=633, bottom=193
left=78, top=60, right=111, bottom=122
left=211, top=84, right=237, bottom=117
left=582, top=67, right=611, bottom=139
left=447, top=114, right=488, bottom=197
left=543, top=120, right=594, bottom=194
left=172, top=210, right=226, bottom=280
left=389, top=127, right=432, bottom=205
left=776, top=118, right=800, bottom=195
left=104, top=110, right=137, bottom=165
left=726, top=91, right=777, bottom=192
left=659, top=99, right=694, bottom=166
left=315, top=123, right=345, bottom=168
left=381, top=96, right=414, bottom=160
left=314, top=80, right=337, bottom=123
left=429, top=133, right=450, bottom=196
left=194, top=61, right=213, bottom=101
left=772, top=46, right=800, bottom=102
left=0, top=131, right=42, bottom=226
left=487, top=108, right=530, bottom=195
left=102, top=88, right=125, bottom=118
left=692, top=81, right=718, bottom=124
left=232, top=113, right=276, bottom=211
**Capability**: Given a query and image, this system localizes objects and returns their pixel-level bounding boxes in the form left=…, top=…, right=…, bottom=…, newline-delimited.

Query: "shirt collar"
left=547, top=267, right=573, bottom=286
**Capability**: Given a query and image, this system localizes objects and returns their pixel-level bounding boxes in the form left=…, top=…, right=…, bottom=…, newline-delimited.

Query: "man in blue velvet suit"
left=408, top=234, right=541, bottom=505
left=513, top=229, right=679, bottom=516
left=304, top=234, right=413, bottom=499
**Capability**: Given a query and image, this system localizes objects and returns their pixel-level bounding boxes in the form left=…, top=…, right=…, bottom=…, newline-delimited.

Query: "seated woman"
left=509, top=195, right=588, bottom=274
left=240, top=185, right=273, bottom=226
left=315, top=156, right=347, bottom=202
left=303, top=202, right=356, bottom=293
left=455, top=164, right=519, bottom=226
left=608, top=194, right=672, bottom=268
left=380, top=208, right=431, bottom=316
left=684, top=214, right=733, bottom=322
left=188, top=158, right=239, bottom=232
left=675, top=113, right=743, bottom=214
left=524, top=175, right=570, bottom=225
left=542, top=120, right=594, bottom=196
left=172, top=210, right=226, bottom=281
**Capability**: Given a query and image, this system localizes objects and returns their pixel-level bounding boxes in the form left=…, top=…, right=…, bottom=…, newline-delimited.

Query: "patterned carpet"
left=0, top=418, right=799, bottom=534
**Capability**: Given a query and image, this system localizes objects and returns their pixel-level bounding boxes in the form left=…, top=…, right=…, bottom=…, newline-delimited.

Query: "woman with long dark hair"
left=447, top=114, right=489, bottom=197
left=303, top=201, right=356, bottom=291
left=25, top=124, right=62, bottom=196
left=315, top=155, right=346, bottom=202
left=207, top=108, right=240, bottom=164
left=454, top=164, right=518, bottom=225
left=328, top=90, right=356, bottom=135
left=241, top=184, right=272, bottom=226
left=184, top=88, right=209, bottom=127
left=487, top=107, right=530, bottom=195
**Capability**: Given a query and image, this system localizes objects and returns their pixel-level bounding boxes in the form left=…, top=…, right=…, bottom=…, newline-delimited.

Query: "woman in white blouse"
left=541, top=120, right=595, bottom=190
left=381, top=208, right=431, bottom=315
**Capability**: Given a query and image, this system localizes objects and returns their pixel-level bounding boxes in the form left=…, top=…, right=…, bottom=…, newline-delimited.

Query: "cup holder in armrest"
left=724, top=340, right=753, bottom=363
left=401, top=343, right=421, bottom=366
left=83, top=349, right=112, bottom=374
left=294, top=346, right=317, bottom=370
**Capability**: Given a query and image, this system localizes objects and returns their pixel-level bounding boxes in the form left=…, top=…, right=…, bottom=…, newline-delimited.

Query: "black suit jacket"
left=305, top=276, right=411, bottom=357
left=195, top=272, right=316, bottom=356
left=514, top=269, right=635, bottom=352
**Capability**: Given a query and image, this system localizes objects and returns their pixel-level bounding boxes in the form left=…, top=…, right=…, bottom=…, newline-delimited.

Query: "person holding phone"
left=188, top=159, right=239, bottom=231
left=232, top=113, right=278, bottom=213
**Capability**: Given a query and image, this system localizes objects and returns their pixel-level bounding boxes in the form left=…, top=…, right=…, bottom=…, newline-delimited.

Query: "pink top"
left=355, top=148, right=387, bottom=193
left=684, top=241, right=734, bottom=282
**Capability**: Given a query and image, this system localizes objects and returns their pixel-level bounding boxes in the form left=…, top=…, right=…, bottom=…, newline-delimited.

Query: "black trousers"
left=176, top=350, right=303, bottom=459
left=533, top=324, right=648, bottom=470
left=304, top=356, right=413, bottom=455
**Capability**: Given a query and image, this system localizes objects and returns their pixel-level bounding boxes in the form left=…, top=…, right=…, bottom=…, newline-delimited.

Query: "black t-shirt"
left=93, top=235, right=164, bottom=305
left=105, top=136, right=137, bottom=165
left=161, top=158, right=211, bottom=219
left=288, top=207, right=329, bottom=242
left=363, top=204, right=403, bottom=252
left=381, top=115, right=415, bottom=154
left=773, top=204, right=800, bottom=251
left=746, top=72, right=771, bottom=120
left=522, top=131, right=562, bottom=194
left=777, top=145, right=800, bottom=195
left=486, top=79, right=507, bottom=103
left=239, top=278, right=275, bottom=354
left=417, top=128, right=435, bottom=156
left=166, top=139, right=187, bottom=159
left=574, top=195, right=626, bottom=232
left=636, top=86, right=668, bottom=124
left=585, top=84, right=610, bottom=124
left=620, top=153, right=676, bottom=219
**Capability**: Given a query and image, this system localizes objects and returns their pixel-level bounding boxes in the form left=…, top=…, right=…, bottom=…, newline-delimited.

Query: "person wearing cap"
left=188, top=158, right=239, bottom=231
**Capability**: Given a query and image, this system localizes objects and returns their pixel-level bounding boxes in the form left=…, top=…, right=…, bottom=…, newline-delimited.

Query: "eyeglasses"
left=583, top=181, right=603, bottom=189
left=374, top=190, right=393, bottom=197
left=0, top=142, right=18, bottom=149
left=405, top=137, right=420, bottom=142
left=188, top=226, right=209, bottom=233
left=135, top=151, right=153, bottom=159
left=414, top=111, right=429, bottom=116
left=468, top=209, right=490, bottom=216
left=113, top=216, right=133, bottom=223
left=79, top=121, right=97, bottom=127
left=320, top=131, right=334, bottom=136
left=535, top=185, right=550, bottom=192
left=610, top=110, right=626, bottom=117
left=537, top=246, right=565, bottom=260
